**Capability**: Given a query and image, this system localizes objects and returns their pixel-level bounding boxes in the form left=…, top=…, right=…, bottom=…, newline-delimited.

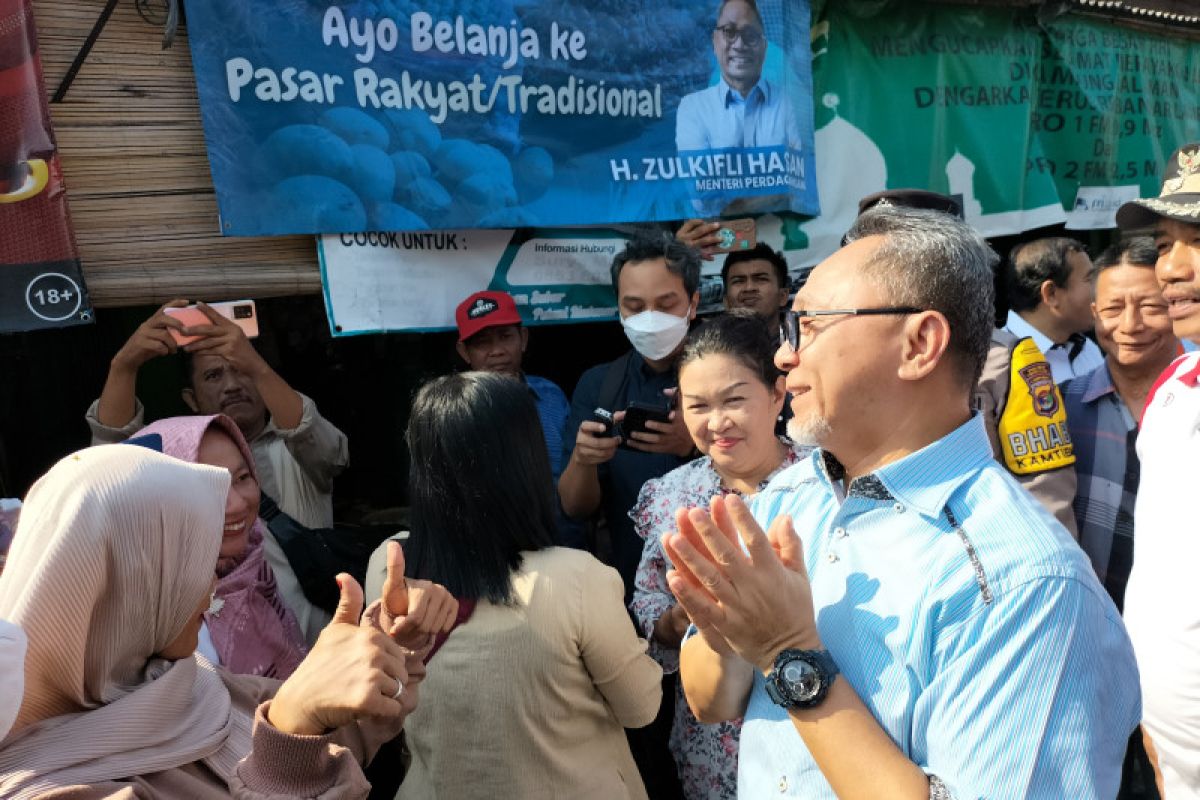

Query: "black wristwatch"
left=763, top=648, right=839, bottom=709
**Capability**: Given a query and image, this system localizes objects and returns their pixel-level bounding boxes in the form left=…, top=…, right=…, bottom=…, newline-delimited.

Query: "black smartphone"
left=591, top=407, right=617, bottom=437
left=622, top=401, right=672, bottom=436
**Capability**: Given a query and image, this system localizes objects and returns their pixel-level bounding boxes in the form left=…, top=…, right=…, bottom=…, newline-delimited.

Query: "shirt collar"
left=1081, top=362, right=1118, bottom=404
left=719, top=77, right=770, bottom=107
left=521, top=372, right=540, bottom=400
left=1003, top=312, right=1055, bottom=354
left=1180, top=355, right=1200, bottom=387
left=811, top=413, right=993, bottom=519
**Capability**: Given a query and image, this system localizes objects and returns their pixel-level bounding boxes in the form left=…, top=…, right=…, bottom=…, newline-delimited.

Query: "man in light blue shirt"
left=663, top=206, right=1140, bottom=798
left=675, top=76, right=791, bottom=153
left=675, top=0, right=797, bottom=216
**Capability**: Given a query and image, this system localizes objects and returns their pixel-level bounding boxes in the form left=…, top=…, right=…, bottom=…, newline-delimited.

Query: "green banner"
left=787, top=2, right=1200, bottom=261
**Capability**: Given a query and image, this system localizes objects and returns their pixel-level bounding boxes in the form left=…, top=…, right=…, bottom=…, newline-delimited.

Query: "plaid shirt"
left=1060, top=363, right=1138, bottom=608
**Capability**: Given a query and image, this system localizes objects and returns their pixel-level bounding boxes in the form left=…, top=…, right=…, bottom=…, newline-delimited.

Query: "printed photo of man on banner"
left=675, top=0, right=804, bottom=216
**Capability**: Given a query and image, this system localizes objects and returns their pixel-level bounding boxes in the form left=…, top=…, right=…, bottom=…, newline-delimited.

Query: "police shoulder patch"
left=997, top=337, right=1075, bottom=475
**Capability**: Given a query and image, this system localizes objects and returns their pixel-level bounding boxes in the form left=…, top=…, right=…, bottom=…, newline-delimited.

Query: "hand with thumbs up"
left=267, top=572, right=412, bottom=736
left=374, top=539, right=459, bottom=651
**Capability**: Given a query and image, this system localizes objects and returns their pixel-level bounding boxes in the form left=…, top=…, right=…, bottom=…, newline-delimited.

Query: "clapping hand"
left=662, top=495, right=821, bottom=672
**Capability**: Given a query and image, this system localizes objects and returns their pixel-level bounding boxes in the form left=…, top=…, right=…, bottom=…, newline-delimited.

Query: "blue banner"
left=182, top=0, right=817, bottom=235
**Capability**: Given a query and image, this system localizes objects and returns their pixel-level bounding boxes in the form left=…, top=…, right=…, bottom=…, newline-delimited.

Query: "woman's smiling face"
left=196, top=429, right=259, bottom=569
left=679, top=351, right=785, bottom=478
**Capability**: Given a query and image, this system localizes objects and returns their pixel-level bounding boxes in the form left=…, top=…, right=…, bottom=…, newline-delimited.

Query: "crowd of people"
left=1, top=139, right=1199, bottom=799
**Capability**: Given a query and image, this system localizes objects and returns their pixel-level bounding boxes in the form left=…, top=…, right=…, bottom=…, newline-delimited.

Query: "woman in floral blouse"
left=629, top=310, right=809, bottom=799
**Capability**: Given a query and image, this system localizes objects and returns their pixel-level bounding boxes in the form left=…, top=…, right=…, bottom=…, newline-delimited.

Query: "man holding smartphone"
left=560, top=233, right=700, bottom=596
left=559, top=231, right=699, bottom=800
left=85, top=299, right=349, bottom=642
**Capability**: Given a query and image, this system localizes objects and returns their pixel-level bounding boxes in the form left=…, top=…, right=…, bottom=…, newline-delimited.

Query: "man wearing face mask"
left=559, top=231, right=698, bottom=800
left=560, top=232, right=701, bottom=599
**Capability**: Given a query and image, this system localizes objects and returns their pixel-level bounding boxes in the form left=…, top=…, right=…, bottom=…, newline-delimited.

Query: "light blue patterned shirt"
left=738, top=413, right=1140, bottom=798
left=675, top=77, right=795, bottom=153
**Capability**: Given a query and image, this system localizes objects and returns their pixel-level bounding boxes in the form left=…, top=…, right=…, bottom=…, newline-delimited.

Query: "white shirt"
left=196, top=621, right=220, bottom=666
left=1004, top=310, right=1105, bottom=384
left=1125, top=351, right=1200, bottom=798
left=0, top=619, right=26, bottom=739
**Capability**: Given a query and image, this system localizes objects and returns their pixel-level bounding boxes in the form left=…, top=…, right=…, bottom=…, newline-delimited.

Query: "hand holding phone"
left=164, top=300, right=259, bottom=346
left=622, top=389, right=696, bottom=458
left=710, top=218, right=756, bottom=254
left=621, top=401, right=673, bottom=437
left=573, top=409, right=621, bottom=467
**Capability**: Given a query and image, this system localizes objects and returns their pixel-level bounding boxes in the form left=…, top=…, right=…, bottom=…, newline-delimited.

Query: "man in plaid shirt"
left=1061, top=238, right=1179, bottom=611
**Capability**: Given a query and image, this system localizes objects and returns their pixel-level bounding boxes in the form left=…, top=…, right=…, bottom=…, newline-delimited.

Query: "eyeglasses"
left=714, top=24, right=765, bottom=47
left=779, top=307, right=924, bottom=352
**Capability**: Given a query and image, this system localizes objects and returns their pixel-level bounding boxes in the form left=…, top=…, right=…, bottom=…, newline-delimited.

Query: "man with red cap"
left=1115, top=141, right=1200, bottom=799
left=454, top=290, right=571, bottom=491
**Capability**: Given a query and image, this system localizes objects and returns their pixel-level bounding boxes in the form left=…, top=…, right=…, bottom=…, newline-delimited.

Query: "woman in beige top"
left=0, top=444, right=442, bottom=799
left=395, top=372, right=664, bottom=800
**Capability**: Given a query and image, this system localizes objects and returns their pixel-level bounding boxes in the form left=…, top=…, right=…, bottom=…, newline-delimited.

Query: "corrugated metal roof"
left=927, top=0, right=1200, bottom=35
left=1069, top=0, right=1200, bottom=27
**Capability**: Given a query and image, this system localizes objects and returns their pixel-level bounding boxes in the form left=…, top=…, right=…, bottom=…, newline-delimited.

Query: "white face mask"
left=621, top=306, right=691, bottom=361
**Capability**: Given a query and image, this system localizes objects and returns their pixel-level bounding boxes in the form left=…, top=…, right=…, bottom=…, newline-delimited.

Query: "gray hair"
left=845, top=206, right=998, bottom=389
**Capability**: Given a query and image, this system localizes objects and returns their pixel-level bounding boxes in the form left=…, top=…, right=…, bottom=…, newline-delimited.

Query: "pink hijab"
left=0, top=445, right=254, bottom=798
left=139, top=415, right=306, bottom=679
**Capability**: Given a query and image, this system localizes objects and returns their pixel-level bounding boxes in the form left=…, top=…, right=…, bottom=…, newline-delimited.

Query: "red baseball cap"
left=455, top=290, right=522, bottom=342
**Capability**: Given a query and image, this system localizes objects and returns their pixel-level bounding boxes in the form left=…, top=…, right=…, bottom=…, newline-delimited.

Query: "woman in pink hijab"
left=138, top=414, right=306, bottom=679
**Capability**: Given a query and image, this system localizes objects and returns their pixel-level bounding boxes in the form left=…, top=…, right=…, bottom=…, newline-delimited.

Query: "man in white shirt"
left=1003, top=237, right=1105, bottom=383
left=1116, top=141, right=1200, bottom=798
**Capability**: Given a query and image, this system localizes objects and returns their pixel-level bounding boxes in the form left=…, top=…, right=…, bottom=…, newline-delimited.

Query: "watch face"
left=781, top=658, right=821, bottom=702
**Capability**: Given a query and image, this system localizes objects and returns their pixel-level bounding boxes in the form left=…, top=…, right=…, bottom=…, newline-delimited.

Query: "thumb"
left=331, top=573, right=365, bottom=625
left=382, top=540, right=409, bottom=617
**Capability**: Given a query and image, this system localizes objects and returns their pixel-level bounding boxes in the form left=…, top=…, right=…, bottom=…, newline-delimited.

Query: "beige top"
left=396, top=547, right=663, bottom=800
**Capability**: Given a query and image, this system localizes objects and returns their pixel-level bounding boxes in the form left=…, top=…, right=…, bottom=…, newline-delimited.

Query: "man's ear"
left=454, top=340, right=470, bottom=365
left=519, top=327, right=530, bottom=352
left=897, top=311, right=951, bottom=382
left=181, top=387, right=200, bottom=413
left=689, top=291, right=701, bottom=320
left=1090, top=301, right=1100, bottom=323
left=772, top=374, right=788, bottom=409
left=1039, top=278, right=1059, bottom=309
left=777, top=287, right=791, bottom=309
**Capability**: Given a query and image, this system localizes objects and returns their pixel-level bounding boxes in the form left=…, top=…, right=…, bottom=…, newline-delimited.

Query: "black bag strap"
left=596, top=351, right=634, bottom=413
left=258, top=493, right=342, bottom=613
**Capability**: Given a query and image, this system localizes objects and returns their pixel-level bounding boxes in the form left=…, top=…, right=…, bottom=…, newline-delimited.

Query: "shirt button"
left=826, top=551, right=839, bottom=564
left=833, top=526, right=847, bottom=538
left=779, top=776, right=789, bottom=792
left=894, top=502, right=906, bottom=513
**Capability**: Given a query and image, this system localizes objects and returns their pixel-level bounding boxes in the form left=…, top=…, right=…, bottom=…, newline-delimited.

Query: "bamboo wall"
left=33, top=1, right=322, bottom=308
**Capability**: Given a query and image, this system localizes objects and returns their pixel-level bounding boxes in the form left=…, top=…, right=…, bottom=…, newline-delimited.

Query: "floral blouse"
left=628, top=440, right=808, bottom=800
